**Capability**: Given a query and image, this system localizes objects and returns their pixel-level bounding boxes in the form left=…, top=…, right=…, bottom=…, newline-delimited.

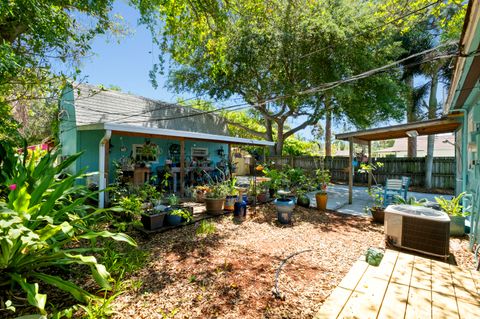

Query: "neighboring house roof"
left=67, top=83, right=229, bottom=136
left=376, top=134, right=455, bottom=156
left=333, top=134, right=455, bottom=157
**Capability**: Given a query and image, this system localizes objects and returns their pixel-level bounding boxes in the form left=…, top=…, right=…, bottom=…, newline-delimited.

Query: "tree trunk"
left=405, top=74, right=417, bottom=157
left=325, top=108, right=332, bottom=157
left=265, top=117, right=276, bottom=155
left=275, top=122, right=284, bottom=156
left=425, top=72, right=439, bottom=189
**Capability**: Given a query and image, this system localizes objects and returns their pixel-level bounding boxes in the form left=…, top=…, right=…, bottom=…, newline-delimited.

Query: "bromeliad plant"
left=0, top=142, right=136, bottom=315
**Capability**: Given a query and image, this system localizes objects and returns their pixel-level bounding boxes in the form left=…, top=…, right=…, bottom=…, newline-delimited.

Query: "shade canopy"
left=335, top=117, right=460, bottom=143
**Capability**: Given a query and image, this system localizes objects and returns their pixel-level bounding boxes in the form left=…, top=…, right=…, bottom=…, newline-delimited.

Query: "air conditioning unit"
left=384, top=205, right=450, bottom=259
left=191, top=147, right=209, bottom=157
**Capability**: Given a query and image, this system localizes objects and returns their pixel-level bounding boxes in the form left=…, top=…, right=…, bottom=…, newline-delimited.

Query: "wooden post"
left=180, top=139, right=185, bottom=196
left=368, top=140, right=372, bottom=190
left=349, top=137, right=354, bottom=204
left=228, top=143, right=232, bottom=178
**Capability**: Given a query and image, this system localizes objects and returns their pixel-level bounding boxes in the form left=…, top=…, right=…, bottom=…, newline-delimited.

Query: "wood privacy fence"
left=265, top=156, right=456, bottom=190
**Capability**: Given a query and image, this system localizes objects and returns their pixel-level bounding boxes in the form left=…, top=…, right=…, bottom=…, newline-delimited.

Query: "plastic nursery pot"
left=315, top=192, right=328, bottom=211
left=165, top=212, right=183, bottom=226
left=274, top=198, right=295, bottom=224
left=297, top=194, right=310, bottom=208
left=449, top=215, right=465, bottom=236
left=205, top=198, right=225, bottom=215
left=224, top=195, right=237, bottom=211
left=141, top=213, right=166, bottom=230
left=233, top=199, right=247, bottom=218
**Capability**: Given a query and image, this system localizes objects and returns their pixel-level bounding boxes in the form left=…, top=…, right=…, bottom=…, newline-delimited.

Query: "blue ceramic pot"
left=274, top=198, right=295, bottom=224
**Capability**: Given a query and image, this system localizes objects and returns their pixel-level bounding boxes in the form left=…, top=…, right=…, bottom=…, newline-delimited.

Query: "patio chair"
left=400, top=176, right=411, bottom=200
left=383, top=179, right=403, bottom=206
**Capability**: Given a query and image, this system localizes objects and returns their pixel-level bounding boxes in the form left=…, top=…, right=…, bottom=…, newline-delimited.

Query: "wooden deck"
left=315, top=249, right=480, bottom=319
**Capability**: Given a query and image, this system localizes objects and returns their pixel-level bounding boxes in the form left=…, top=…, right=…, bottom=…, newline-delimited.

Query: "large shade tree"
left=135, top=0, right=408, bottom=155
left=0, top=0, right=124, bottom=142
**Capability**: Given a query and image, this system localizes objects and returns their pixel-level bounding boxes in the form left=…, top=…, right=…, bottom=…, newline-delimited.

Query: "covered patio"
left=335, top=117, right=461, bottom=204
left=77, top=122, right=274, bottom=207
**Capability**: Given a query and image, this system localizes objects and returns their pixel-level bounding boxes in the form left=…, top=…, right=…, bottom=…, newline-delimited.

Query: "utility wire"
left=113, top=45, right=464, bottom=124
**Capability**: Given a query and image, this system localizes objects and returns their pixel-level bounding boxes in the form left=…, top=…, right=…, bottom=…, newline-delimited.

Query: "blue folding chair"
left=383, top=179, right=403, bottom=206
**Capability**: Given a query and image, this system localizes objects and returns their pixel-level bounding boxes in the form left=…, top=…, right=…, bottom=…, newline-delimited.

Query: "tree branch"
left=225, top=120, right=268, bottom=139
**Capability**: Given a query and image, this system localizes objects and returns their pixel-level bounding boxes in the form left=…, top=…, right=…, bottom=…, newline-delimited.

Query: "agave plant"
left=0, top=142, right=136, bottom=315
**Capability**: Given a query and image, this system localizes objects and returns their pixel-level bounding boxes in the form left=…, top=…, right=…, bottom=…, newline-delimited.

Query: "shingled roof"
left=67, top=84, right=229, bottom=136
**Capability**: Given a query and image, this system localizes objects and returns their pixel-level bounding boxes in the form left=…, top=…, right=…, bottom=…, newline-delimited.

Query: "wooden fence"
left=265, top=156, right=456, bottom=190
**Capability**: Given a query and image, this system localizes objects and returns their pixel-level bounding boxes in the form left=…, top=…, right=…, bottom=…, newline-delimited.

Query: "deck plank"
left=315, top=260, right=369, bottom=319
left=431, top=260, right=459, bottom=319
left=449, top=264, right=480, bottom=302
left=377, top=250, right=415, bottom=319
left=337, top=250, right=398, bottom=318
left=469, top=270, right=480, bottom=293
left=405, top=255, right=432, bottom=319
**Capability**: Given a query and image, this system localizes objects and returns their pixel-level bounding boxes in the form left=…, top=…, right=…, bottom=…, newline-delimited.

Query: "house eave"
left=77, top=123, right=275, bottom=147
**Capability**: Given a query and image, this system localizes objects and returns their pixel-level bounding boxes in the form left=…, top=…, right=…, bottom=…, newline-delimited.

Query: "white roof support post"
left=98, top=130, right=112, bottom=208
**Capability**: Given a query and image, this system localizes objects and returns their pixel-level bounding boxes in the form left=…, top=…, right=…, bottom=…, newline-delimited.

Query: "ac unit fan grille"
left=401, top=216, right=449, bottom=257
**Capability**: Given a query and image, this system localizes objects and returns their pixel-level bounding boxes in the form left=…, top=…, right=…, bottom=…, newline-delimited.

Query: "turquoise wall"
left=108, top=134, right=228, bottom=183
left=58, top=84, right=78, bottom=174
left=462, top=99, right=480, bottom=248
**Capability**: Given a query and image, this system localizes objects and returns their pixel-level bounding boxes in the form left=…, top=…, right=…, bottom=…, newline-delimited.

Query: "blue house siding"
left=58, top=84, right=79, bottom=174
left=107, top=134, right=227, bottom=183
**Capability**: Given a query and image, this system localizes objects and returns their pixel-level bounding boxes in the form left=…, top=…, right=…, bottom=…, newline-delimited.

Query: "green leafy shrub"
left=0, top=142, right=136, bottom=315
left=169, top=208, right=193, bottom=223
left=436, top=192, right=469, bottom=217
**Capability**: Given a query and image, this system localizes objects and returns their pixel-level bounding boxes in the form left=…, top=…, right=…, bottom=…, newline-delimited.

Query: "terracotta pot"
left=315, top=192, right=328, bottom=211
left=257, top=192, right=267, bottom=203
left=205, top=198, right=225, bottom=215
left=370, top=207, right=385, bottom=223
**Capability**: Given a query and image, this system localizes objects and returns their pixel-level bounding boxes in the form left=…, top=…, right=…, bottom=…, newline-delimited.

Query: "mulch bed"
left=109, top=204, right=475, bottom=319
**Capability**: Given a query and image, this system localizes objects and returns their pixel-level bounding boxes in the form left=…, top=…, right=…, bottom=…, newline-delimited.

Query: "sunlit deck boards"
left=315, top=249, right=480, bottom=319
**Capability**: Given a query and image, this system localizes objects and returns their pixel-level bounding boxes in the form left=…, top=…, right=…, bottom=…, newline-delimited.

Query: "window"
left=132, top=143, right=160, bottom=162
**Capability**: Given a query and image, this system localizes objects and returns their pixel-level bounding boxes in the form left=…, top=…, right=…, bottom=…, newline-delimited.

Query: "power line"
left=114, top=44, right=462, bottom=124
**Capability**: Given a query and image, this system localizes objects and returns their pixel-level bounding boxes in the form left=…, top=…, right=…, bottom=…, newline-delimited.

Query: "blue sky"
left=79, top=1, right=197, bottom=103
left=78, top=1, right=446, bottom=142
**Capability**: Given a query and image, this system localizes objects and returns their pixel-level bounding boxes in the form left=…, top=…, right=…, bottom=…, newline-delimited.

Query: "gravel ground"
left=111, top=204, right=476, bottom=319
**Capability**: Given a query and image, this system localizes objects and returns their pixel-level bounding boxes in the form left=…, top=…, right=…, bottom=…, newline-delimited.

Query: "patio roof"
left=335, top=117, right=461, bottom=143
left=78, top=122, right=275, bottom=147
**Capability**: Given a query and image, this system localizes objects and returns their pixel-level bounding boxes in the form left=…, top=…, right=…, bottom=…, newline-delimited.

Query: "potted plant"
left=366, top=186, right=385, bottom=223
left=253, top=181, right=268, bottom=203
left=118, top=194, right=143, bottom=222
left=274, top=190, right=295, bottom=224
left=141, top=207, right=166, bottom=230
left=193, top=185, right=210, bottom=203
left=224, top=178, right=239, bottom=211
left=435, top=192, right=469, bottom=236
left=296, top=188, right=310, bottom=208
left=205, top=182, right=229, bottom=215
left=165, top=208, right=193, bottom=226
left=315, top=169, right=330, bottom=211
left=263, top=167, right=284, bottom=198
